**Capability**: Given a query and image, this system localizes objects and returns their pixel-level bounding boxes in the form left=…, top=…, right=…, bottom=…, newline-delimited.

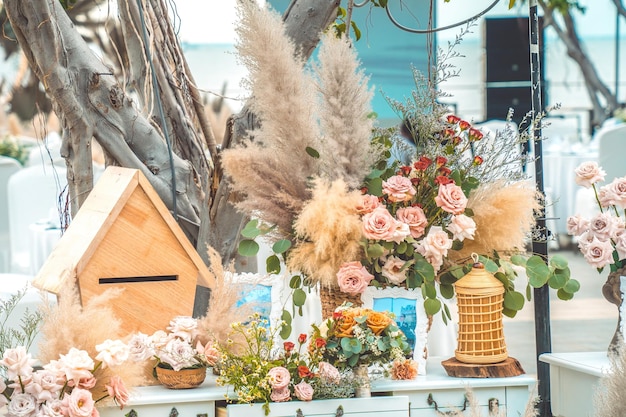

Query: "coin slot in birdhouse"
left=98, top=275, right=179, bottom=285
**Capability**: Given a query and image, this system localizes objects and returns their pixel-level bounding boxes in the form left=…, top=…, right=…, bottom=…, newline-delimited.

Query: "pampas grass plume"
left=287, top=178, right=363, bottom=288
left=455, top=180, right=541, bottom=259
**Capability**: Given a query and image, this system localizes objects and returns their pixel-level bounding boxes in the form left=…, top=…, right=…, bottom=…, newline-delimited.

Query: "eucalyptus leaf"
left=526, top=255, right=551, bottom=288
left=266, top=255, right=281, bottom=274
left=238, top=239, right=259, bottom=257
left=563, top=278, right=581, bottom=294
left=424, top=298, right=441, bottom=315
left=272, top=239, right=292, bottom=254
left=503, top=291, right=525, bottom=311
left=557, top=288, right=575, bottom=300
left=549, top=254, right=569, bottom=270
left=305, top=146, right=320, bottom=158
left=289, top=275, right=302, bottom=289
left=293, top=289, right=307, bottom=307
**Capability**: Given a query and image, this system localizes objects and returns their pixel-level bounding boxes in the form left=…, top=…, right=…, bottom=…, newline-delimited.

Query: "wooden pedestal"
left=441, top=357, right=525, bottom=378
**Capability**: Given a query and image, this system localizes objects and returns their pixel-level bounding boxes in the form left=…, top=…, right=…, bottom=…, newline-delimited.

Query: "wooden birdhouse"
left=33, top=166, right=215, bottom=335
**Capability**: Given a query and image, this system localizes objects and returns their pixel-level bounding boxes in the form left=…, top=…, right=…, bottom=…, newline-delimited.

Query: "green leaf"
left=289, top=275, right=302, bottom=289
left=281, top=309, right=292, bottom=325
left=379, top=0, right=388, bottom=7
left=367, top=177, right=384, bottom=197
left=503, top=307, right=517, bottom=318
left=557, top=288, right=575, bottom=301
left=440, top=283, right=455, bottom=299
left=280, top=322, right=292, bottom=340
left=406, top=271, right=422, bottom=289
left=305, top=147, right=320, bottom=158
left=509, top=0, right=516, bottom=9
left=367, top=243, right=385, bottom=258
left=503, top=291, right=525, bottom=311
left=549, top=254, right=569, bottom=270
left=414, top=258, right=435, bottom=283
left=350, top=20, right=362, bottom=41
left=526, top=283, right=532, bottom=301
left=238, top=239, right=259, bottom=257
left=266, top=255, right=281, bottom=274
left=424, top=298, right=441, bottom=315
left=439, top=271, right=458, bottom=285
left=348, top=354, right=359, bottom=367
left=422, top=282, right=437, bottom=299
left=272, top=239, right=292, bottom=254
left=563, top=278, right=581, bottom=294
left=293, top=289, right=307, bottom=307
left=548, top=270, right=568, bottom=289
left=525, top=255, right=551, bottom=287
left=443, top=303, right=451, bottom=321
left=510, top=254, right=526, bottom=266
left=240, top=219, right=260, bottom=238
left=396, top=241, right=407, bottom=255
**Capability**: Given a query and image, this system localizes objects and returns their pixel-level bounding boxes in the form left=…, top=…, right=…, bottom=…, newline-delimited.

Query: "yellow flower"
left=365, top=310, right=392, bottom=335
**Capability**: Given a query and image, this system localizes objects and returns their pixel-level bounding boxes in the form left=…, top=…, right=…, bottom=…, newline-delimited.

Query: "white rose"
left=167, top=316, right=198, bottom=342
left=127, top=332, right=155, bottom=362
left=58, top=348, right=95, bottom=385
left=446, top=214, right=476, bottom=241
left=381, top=256, right=408, bottom=285
left=96, top=339, right=130, bottom=368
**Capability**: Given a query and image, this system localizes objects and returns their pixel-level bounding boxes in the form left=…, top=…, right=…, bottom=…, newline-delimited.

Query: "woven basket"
left=319, top=286, right=363, bottom=319
left=454, top=262, right=508, bottom=364
left=155, top=366, right=207, bottom=389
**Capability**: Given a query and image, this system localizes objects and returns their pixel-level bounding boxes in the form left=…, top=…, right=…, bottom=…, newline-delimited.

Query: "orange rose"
left=334, top=308, right=364, bottom=338
left=365, top=310, right=392, bottom=335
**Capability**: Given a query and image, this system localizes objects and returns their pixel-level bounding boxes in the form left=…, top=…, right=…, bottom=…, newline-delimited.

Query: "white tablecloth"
left=28, top=222, right=62, bottom=275
left=540, top=148, right=598, bottom=236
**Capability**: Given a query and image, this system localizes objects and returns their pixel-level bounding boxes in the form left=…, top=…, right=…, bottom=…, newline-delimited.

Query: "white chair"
left=7, top=164, right=67, bottom=275
left=0, top=156, right=22, bottom=273
left=596, top=123, right=626, bottom=182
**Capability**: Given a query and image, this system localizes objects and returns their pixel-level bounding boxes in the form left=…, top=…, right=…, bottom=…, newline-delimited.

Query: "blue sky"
left=174, top=1, right=621, bottom=44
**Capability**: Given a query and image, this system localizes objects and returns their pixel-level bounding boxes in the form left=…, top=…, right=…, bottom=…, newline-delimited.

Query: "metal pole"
left=616, top=0, right=621, bottom=100
left=528, top=1, right=552, bottom=416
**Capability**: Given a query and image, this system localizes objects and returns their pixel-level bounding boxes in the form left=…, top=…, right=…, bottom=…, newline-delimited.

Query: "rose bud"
left=468, top=127, right=484, bottom=141
left=435, top=175, right=454, bottom=185
left=473, top=155, right=484, bottom=166
left=452, top=136, right=462, bottom=146
left=459, top=120, right=471, bottom=131
left=435, top=156, right=448, bottom=167
left=284, top=341, right=295, bottom=352
left=442, top=128, right=456, bottom=138
left=446, top=114, right=461, bottom=124
left=298, top=334, right=307, bottom=344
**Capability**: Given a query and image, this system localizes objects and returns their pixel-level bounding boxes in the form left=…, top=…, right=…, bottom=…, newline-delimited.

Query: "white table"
left=539, top=352, right=610, bottom=417
left=28, top=221, right=62, bottom=275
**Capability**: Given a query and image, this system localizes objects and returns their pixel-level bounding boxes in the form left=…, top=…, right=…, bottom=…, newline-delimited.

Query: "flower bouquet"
left=215, top=313, right=358, bottom=415
left=0, top=343, right=131, bottom=416
left=567, top=161, right=626, bottom=272
left=309, top=306, right=412, bottom=371
left=128, top=316, right=217, bottom=388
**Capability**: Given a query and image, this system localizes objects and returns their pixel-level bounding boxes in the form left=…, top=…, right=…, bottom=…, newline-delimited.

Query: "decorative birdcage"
left=454, top=260, right=508, bottom=364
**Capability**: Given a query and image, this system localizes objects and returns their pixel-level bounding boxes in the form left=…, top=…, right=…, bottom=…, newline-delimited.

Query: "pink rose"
left=566, top=215, right=590, bottom=236
left=267, top=366, right=291, bottom=390
left=574, top=161, right=606, bottom=188
left=336, top=261, right=374, bottom=295
left=196, top=341, right=220, bottom=366
left=446, top=214, right=476, bottom=241
left=615, top=230, right=626, bottom=260
left=599, top=178, right=626, bottom=208
left=381, top=256, right=407, bottom=285
left=396, top=206, right=427, bottom=239
left=25, top=369, right=64, bottom=403
left=294, top=381, right=314, bottom=401
left=382, top=175, right=416, bottom=203
left=318, top=362, right=341, bottom=384
left=270, top=387, right=291, bottom=402
left=106, top=375, right=130, bottom=410
left=581, top=237, right=615, bottom=269
left=434, top=183, right=467, bottom=215
left=362, top=207, right=401, bottom=242
left=65, top=388, right=96, bottom=417
left=414, top=226, right=452, bottom=272
left=0, top=347, right=36, bottom=381
left=588, top=212, right=620, bottom=241
left=356, top=194, right=381, bottom=214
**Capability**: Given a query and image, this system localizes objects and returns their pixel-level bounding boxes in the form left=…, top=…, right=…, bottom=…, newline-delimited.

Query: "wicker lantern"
left=454, top=260, right=508, bottom=364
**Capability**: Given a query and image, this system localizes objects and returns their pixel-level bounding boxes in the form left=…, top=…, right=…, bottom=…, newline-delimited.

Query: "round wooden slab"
left=441, top=357, right=525, bottom=378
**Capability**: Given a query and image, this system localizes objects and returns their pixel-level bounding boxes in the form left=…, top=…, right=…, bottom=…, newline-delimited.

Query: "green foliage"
left=0, top=136, right=29, bottom=165
left=0, top=287, right=44, bottom=378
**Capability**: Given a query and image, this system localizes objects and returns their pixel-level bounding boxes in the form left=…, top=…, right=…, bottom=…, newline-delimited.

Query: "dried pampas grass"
left=196, top=246, right=256, bottom=348
left=594, top=346, right=626, bottom=416
left=37, top=277, right=146, bottom=397
left=286, top=179, right=363, bottom=289
left=455, top=180, right=540, bottom=259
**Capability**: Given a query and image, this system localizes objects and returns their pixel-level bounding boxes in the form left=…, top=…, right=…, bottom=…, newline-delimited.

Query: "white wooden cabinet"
left=217, top=396, right=409, bottom=417
left=539, top=352, right=611, bottom=417
left=372, top=358, right=536, bottom=416
left=97, top=358, right=536, bottom=417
